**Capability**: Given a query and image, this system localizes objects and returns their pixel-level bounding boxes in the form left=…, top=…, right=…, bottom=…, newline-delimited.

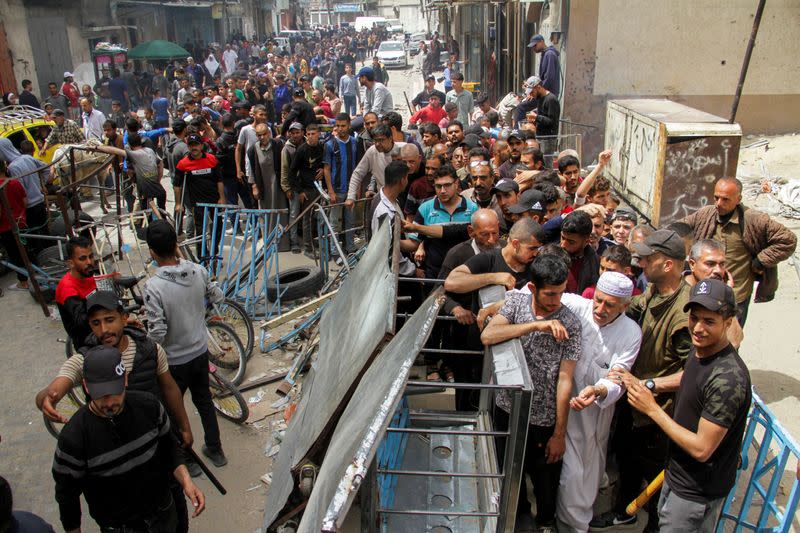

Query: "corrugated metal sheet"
left=300, top=289, right=445, bottom=533
left=263, top=219, right=398, bottom=529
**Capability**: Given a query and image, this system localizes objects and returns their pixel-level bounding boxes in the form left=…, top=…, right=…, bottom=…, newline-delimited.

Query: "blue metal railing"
left=717, top=390, right=800, bottom=532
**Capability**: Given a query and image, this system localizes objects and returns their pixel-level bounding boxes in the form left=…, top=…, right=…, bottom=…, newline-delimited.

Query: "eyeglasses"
left=434, top=181, right=456, bottom=190
left=469, top=160, right=490, bottom=168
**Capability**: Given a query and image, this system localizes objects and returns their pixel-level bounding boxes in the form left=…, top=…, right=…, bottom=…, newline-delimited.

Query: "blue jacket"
left=539, top=46, right=561, bottom=96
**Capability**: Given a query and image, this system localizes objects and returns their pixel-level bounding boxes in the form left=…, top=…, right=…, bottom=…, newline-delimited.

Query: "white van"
left=354, top=16, right=387, bottom=32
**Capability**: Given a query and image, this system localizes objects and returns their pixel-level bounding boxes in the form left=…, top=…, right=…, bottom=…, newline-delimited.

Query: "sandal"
left=7, top=282, right=28, bottom=291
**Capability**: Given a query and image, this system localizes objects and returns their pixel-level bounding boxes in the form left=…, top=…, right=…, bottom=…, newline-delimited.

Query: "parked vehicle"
left=0, top=106, right=57, bottom=163
left=376, top=40, right=408, bottom=68
left=354, top=16, right=387, bottom=32
left=385, top=19, right=404, bottom=33
left=408, top=32, right=427, bottom=56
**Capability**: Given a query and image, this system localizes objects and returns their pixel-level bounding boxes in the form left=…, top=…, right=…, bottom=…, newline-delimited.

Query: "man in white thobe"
left=555, top=272, right=643, bottom=533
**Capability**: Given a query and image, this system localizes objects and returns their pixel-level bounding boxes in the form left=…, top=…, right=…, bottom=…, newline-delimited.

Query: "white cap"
left=596, top=271, right=634, bottom=298
left=63, top=71, right=74, bottom=78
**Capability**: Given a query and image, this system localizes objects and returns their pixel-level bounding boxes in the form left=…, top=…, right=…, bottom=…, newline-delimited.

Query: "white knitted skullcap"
left=596, top=271, right=634, bottom=298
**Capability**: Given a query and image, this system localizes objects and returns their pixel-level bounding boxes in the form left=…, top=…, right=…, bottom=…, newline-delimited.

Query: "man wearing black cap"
left=498, top=130, right=526, bottom=181
left=493, top=178, right=520, bottom=231
left=592, top=229, right=693, bottom=531
left=280, top=87, right=316, bottom=136
left=527, top=34, right=561, bottom=97
left=508, top=188, right=548, bottom=225
left=609, top=207, right=638, bottom=245
left=52, top=346, right=205, bottom=533
left=174, top=134, right=226, bottom=254
left=411, top=75, right=447, bottom=112
left=625, top=278, right=751, bottom=532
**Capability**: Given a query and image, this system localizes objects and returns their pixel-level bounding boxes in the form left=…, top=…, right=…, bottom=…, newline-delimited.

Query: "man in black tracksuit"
left=52, top=345, right=205, bottom=532
left=289, top=123, right=324, bottom=255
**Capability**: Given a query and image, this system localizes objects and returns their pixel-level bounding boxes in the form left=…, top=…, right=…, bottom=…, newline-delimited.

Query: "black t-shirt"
left=464, top=248, right=529, bottom=293
left=666, top=344, right=751, bottom=502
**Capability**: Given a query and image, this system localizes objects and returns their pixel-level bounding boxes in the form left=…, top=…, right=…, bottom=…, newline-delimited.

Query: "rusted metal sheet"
left=298, top=289, right=445, bottom=533
left=604, top=99, right=741, bottom=226
left=263, top=219, right=398, bottom=529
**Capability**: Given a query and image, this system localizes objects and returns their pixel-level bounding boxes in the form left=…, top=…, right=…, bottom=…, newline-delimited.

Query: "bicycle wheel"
left=208, top=366, right=249, bottom=424
left=206, top=321, right=247, bottom=386
left=209, top=298, right=254, bottom=359
left=43, top=395, right=83, bottom=439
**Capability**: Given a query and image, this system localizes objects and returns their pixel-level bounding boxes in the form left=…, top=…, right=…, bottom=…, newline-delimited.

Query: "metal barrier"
left=197, top=203, right=285, bottom=322
left=536, top=132, right=582, bottom=170
left=717, top=391, right=800, bottom=533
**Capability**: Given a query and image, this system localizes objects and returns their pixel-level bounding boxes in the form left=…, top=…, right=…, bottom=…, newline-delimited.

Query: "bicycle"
left=65, top=276, right=248, bottom=386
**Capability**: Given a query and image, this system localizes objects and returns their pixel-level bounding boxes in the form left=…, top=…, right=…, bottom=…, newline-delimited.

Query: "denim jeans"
left=343, top=94, right=357, bottom=116
left=288, top=194, right=301, bottom=248
left=328, top=191, right=354, bottom=255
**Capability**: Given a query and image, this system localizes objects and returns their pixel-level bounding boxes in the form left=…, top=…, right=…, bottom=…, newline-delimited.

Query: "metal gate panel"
left=28, top=16, right=73, bottom=97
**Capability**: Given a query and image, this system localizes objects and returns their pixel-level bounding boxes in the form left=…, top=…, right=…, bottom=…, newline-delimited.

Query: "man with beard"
left=558, top=154, right=581, bottom=209
left=52, top=345, right=204, bottom=533
left=498, top=130, right=526, bottom=181
left=412, top=165, right=478, bottom=278
left=281, top=122, right=305, bottom=253
left=555, top=273, right=642, bottom=533
left=680, top=176, right=796, bottom=325
left=461, top=152, right=504, bottom=226
left=493, top=178, right=520, bottom=232
left=405, top=154, right=442, bottom=220
left=445, top=121, right=465, bottom=149
left=54, top=237, right=98, bottom=350
left=345, top=124, right=406, bottom=208
left=481, top=254, right=581, bottom=532
left=590, top=229, right=692, bottom=532
left=37, top=291, right=196, bottom=531
left=684, top=239, right=744, bottom=348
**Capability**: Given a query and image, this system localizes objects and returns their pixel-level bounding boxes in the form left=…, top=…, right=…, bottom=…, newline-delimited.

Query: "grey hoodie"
left=144, top=259, right=223, bottom=365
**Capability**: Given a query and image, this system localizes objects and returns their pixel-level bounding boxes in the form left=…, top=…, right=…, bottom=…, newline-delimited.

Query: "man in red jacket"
left=409, top=93, right=447, bottom=126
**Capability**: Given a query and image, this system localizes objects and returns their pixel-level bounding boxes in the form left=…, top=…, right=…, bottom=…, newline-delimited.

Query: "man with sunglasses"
left=460, top=149, right=505, bottom=228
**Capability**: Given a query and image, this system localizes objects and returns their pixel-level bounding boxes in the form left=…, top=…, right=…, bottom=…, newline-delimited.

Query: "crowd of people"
left=0, top=22, right=797, bottom=533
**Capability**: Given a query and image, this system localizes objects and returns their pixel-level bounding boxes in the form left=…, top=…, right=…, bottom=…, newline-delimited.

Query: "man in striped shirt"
left=52, top=345, right=205, bottom=532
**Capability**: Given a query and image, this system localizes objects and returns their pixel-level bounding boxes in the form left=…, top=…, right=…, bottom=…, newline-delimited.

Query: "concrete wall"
left=0, top=0, right=38, bottom=91
left=563, top=0, right=800, bottom=158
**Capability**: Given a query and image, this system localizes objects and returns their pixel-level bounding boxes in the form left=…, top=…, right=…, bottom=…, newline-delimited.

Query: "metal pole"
left=729, top=0, right=767, bottom=124
left=0, top=188, right=50, bottom=317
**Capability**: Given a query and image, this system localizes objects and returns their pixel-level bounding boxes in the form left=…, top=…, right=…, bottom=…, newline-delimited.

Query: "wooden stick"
left=626, top=470, right=664, bottom=516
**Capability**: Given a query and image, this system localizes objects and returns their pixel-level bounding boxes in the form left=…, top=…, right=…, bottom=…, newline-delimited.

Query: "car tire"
left=266, top=266, right=324, bottom=302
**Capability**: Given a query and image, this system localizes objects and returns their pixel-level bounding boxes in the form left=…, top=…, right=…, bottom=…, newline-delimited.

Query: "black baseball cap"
left=508, top=189, right=546, bottom=214
left=460, top=134, right=481, bottom=149
left=86, top=291, right=123, bottom=314
left=612, top=207, right=638, bottom=224
left=186, top=134, right=203, bottom=145
left=683, top=278, right=736, bottom=313
left=292, top=87, right=305, bottom=97
left=83, top=345, right=126, bottom=398
left=507, top=129, right=524, bottom=142
left=492, top=179, right=520, bottom=194
left=632, top=229, right=685, bottom=259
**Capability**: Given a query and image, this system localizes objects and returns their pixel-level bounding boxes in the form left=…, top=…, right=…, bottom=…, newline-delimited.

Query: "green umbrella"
left=127, top=40, right=191, bottom=60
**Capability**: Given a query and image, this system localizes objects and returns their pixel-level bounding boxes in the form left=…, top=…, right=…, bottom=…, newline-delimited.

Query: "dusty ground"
left=1, top=70, right=799, bottom=532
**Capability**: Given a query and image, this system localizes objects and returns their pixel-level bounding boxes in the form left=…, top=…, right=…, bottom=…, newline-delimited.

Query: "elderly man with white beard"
left=555, top=272, right=643, bottom=533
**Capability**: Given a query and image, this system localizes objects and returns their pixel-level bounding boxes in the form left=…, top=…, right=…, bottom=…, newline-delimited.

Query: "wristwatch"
left=644, top=379, right=656, bottom=392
